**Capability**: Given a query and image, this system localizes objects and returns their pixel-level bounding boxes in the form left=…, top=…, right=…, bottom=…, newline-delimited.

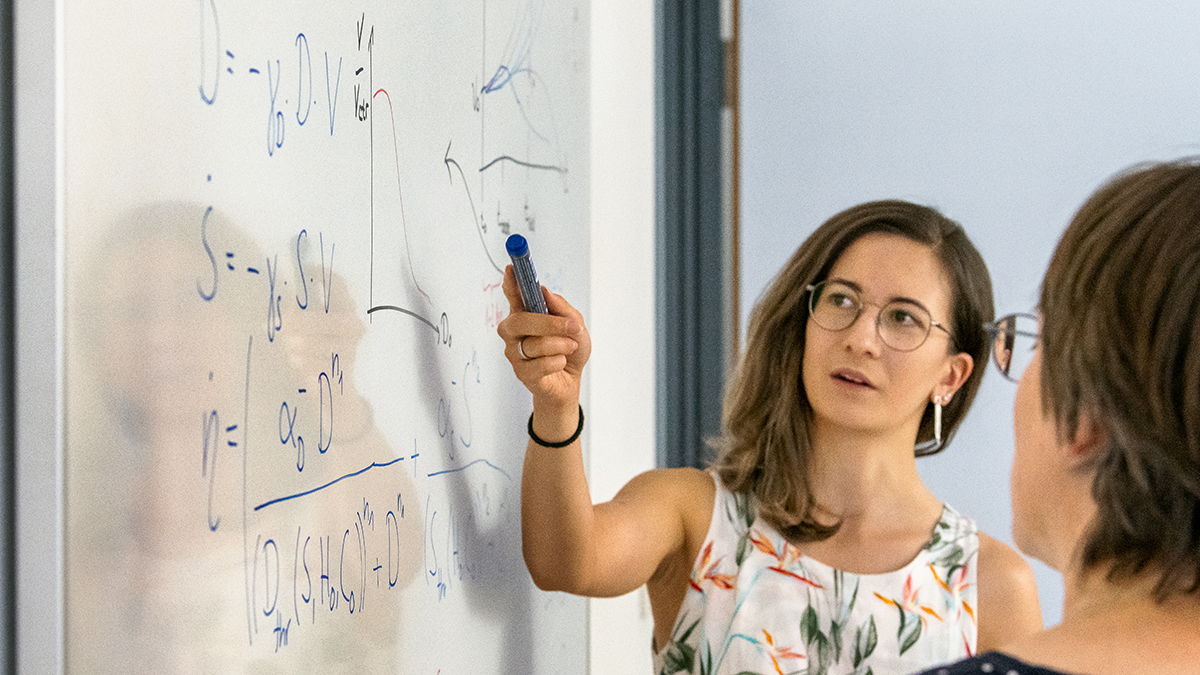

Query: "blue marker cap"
left=506, top=234, right=530, bottom=258
left=506, top=233, right=548, bottom=314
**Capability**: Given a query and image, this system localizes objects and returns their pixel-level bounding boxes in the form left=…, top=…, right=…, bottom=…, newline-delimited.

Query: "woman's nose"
left=843, top=306, right=883, bottom=356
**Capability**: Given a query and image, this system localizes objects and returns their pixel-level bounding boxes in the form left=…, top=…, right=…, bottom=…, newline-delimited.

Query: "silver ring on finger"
left=517, top=338, right=532, bottom=360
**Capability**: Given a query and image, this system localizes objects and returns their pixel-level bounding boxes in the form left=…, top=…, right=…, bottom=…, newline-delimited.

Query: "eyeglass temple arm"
left=983, top=322, right=1039, bottom=339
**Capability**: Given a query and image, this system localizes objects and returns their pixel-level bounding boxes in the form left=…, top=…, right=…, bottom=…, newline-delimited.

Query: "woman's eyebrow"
left=889, top=295, right=929, bottom=310
left=828, top=277, right=930, bottom=311
left=826, top=277, right=861, bottom=292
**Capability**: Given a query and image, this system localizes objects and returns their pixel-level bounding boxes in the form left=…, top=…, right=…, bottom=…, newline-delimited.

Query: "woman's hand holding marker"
left=497, top=250, right=591, bottom=444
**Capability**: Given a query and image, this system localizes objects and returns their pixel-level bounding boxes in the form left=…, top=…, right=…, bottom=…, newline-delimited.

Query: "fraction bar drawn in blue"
left=254, top=456, right=407, bottom=511
left=254, top=456, right=512, bottom=511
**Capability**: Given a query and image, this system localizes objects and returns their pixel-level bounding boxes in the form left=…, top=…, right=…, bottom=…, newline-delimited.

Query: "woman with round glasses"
left=918, top=161, right=1200, bottom=675
left=498, top=200, right=1042, bottom=674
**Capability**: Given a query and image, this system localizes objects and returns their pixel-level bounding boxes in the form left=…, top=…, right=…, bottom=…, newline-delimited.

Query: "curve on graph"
left=444, top=141, right=503, bottom=274
left=480, top=154, right=567, bottom=175
left=365, top=304, right=438, bottom=332
left=482, top=0, right=541, bottom=95
left=372, top=87, right=431, bottom=305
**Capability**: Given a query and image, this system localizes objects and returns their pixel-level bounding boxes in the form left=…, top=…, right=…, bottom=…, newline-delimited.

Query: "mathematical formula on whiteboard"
left=63, top=1, right=589, bottom=672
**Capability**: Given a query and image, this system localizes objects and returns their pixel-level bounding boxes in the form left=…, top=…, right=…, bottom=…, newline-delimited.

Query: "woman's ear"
left=1065, top=413, right=1107, bottom=468
left=937, top=352, right=974, bottom=401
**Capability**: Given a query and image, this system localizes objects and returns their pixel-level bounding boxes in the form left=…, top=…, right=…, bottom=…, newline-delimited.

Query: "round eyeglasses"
left=805, top=280, right=956, bottom=352
left=983, top=312, right=1039, bottom=382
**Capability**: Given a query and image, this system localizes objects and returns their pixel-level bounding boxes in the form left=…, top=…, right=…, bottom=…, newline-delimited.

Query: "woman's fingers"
left=542, top=289, right=590, bottom=371
left=543, top=287, right=582, bottom=328
left=512, top=335, right=580, bottom=362
left=512, top=354, right=570, bottom=380
left=501, top=265, right=583, bottom=332
left=497, top=266, right=591, bottom=401
left=502, top=265, right=525, bottom=313
left=497, top=287, right=585, bottom=346
left=508, top=354, right=577, bottom=400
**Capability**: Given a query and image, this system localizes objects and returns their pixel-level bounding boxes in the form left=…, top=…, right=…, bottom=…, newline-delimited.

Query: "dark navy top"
left=915, top=652, right=1082, bottom=675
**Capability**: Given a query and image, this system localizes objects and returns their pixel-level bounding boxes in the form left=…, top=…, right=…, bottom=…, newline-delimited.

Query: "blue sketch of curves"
left=480, top=0, right=567, bottom=176
left=481, top=0, right=542, bottom=96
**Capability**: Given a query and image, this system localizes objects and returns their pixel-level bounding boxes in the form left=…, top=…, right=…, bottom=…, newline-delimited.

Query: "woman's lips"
left=831, top=368, right=875, bottom=389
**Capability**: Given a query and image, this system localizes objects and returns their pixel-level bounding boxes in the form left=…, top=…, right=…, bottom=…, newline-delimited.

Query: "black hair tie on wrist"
left=528, top=405, right=584, bottom=448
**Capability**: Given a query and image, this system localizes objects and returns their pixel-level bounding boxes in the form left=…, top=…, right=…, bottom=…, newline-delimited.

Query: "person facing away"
left=915, top=160, right=1200, bottom=675
left=498, top=200, right=1043, bottom=675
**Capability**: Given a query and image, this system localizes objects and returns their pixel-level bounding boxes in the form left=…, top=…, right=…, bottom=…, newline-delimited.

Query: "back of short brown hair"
left=1041, top=159, right=1200, bottom=597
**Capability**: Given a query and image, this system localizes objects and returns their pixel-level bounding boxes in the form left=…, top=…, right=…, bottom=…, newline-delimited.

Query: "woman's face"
left=1010, top=343, right=1094, bottom=571
left=1011, top=348, right=1057, bottom=564
left=801, top=232, right=971, bottom=442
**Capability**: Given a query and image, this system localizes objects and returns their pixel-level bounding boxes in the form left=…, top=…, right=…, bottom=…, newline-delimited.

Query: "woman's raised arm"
left=497, top=266, right=709, bottom=597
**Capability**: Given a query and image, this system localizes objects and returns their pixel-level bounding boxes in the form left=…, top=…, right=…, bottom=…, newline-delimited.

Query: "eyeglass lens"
left=990, top=314, right=1038, bottom=382
left=808, top=281, right=934, bottom=351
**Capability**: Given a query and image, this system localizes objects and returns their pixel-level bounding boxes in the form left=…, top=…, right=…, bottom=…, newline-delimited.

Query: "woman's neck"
left=1007, top=564, right=1200, bottom=674
left=806, top=419, right=937, bottom=525
left=1062, top=564, right=1200, bottom=625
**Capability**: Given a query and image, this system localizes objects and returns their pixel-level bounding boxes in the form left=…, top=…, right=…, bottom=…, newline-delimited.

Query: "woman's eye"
left=826, top=293, right=854, bottom=308
left=888, top=309, right=919, bottom=327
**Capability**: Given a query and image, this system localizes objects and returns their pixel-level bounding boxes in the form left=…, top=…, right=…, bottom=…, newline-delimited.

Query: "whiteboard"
left=62, top=0, right=589, bottom=671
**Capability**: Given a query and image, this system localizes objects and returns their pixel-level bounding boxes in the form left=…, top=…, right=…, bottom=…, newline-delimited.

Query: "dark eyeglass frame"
left=805, top=279, right=957, bottom=352
left=983, top=312, right=1040, bottom=383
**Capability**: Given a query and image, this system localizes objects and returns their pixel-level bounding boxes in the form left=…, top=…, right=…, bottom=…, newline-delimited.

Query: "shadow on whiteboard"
left=65, top=202, right=423, bottom=672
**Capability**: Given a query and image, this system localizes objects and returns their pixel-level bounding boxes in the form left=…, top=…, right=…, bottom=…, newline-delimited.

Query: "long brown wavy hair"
left=711, top=200, right=994, bottom=542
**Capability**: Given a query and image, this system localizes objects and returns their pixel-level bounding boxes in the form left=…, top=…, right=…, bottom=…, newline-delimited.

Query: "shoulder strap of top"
left=938, top=503, right=978, bottom=542
left=709, top=471, right=757, bottom=537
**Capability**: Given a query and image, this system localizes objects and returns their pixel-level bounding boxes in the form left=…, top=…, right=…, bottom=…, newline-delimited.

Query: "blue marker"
left=505, top=234, right=548, bottom=314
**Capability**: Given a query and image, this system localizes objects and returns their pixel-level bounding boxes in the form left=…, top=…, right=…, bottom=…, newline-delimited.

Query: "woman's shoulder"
left=622, top=466, right=715, bottom=498
left=617, top=467, right=718, bottom=532
left=976, top=532, right=1039, bottom=599
left=975, top=531, right=1043, bottom=651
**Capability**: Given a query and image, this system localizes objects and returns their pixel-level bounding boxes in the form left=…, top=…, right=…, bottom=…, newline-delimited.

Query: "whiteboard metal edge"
left=1, top=0, right=16, bottom=669
left=14, top=0, right=64, bottom=670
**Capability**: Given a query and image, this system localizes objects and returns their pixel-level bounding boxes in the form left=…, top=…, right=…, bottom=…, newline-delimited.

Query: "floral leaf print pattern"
left=896, top=604, right=922, bottom=656
left=698, top=646, right=714, bottom=675
left=730, top=492, right=756, bottom=566
left=830, top=569, right=860, bottom=665
left=691, top=541, right=737, bottom=592
left=930, top=562, right=974, bottom=623
left=654, top=479, right=978, bottom=675
left=749, top=531, right=824, bottom=589
left=930, top=560, right=975, bottom=658
left=874, top=574, right=943, bottom=623
left=828, top=619, right=843, bottom=663
left=924, top=520, right=946, bottom=551
left=852, top=616, right=877, bottom=668
left=799, top=605, right=833, bottom=675
left=924, top=519, right=967, bottom=567
left=749, top=629, right=805, bottom=675
left=661, top=618, right=702, bottom=674
left=874, top=573, right=944, bottom=655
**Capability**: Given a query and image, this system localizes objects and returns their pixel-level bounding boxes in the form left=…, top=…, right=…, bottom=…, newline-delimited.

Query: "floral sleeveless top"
left=654, top=474, right=978, bottom=675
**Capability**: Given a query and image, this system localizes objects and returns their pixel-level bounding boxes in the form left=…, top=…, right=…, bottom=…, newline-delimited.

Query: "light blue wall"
left=740, top=0, right=1200, bottom=627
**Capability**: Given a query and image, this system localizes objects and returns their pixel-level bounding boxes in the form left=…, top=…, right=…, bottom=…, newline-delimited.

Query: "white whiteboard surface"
left=741, top=0, right=1200, bottom=627
left=60, top=0, right=590, bottom=671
